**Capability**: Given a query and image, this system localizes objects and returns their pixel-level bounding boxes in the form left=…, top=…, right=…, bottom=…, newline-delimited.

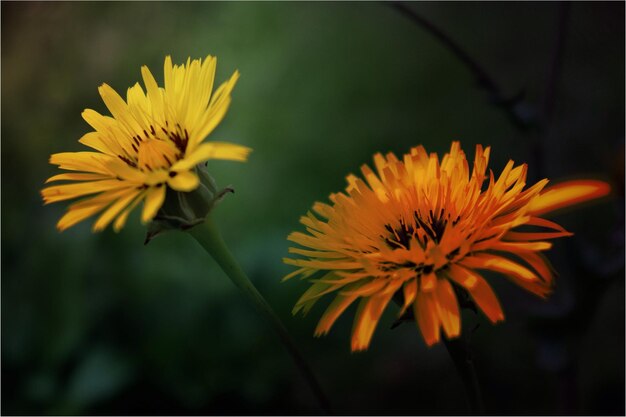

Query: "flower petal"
left=42, top=180, right=127, bottom=204
left=461, top=254, right=551, bottom=298
left=113, top=191, right=145, bottom=232
left=415, top=291, right=440, bottom=346
left=172, top=142, right=251, bottom=171
left=315, top=293, right=359, bottom=336
left=447, top=264, right=504, bottom=323
left=351, top=292, right=394, bottom=351
left=167, top=170, right=199, bottom=192
left=92, top=188, right=139, bottom=232
left=529, top=180, right=610, bottom=216
left=435, top=279, right=460, bottom=339
left=98, top=83, right=142, bottom=134
left=462, top=253, right=538, bottom=282
left=399, top=278, right=418, bottom=316
left=45, top=173, right=108, bottom=183
left=141, top=185, right=166, bottom=223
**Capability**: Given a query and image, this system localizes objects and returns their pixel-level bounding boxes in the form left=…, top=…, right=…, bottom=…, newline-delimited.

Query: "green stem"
left=189, top=215, right=332, bottom=414
left=443, top=334, right=484, bottom=415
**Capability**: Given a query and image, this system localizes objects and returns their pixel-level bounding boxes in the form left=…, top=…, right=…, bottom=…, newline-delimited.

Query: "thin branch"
left=531, top=2, right=572, bottom=179
left=540, top=2, right=572, bottom=126
left=389, top=1, right=536, bottom=132
left=443, top=332, right=485, bottom=415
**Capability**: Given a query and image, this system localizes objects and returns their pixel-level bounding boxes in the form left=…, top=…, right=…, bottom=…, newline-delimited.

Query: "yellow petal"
left=78, top=132, right=114, bottom=155
left=529, top=180, right=610, bottom=216
left=56, top=188, right=130, bottom=231
left=42, top=180, right=126, bottom=204
left=98, top=83, right=142, bottom=134
left=172, top=142, right=251, bottom=171
left=113, top=191, right=145, bottom=232
left=57, top=206, right=104, bottom=231
left=49, top=152, right=117, bottom=174
left=189, top=71, right=240, bottom=150
left=163, top=55, right=174, bottom=93
left=92, top=189, right=139, bottom=232
left=167, top=170, right=199, bottom=192
left=45, top=173, right=108, bottom=183
left=141, top=64, right=164, bottom=118
left=141, top=185, right=166, bottom=223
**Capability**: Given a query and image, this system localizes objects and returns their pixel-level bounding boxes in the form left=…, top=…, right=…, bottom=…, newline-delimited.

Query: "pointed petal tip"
left=530, top=179, right=612, bottom=215
left=313, top=328, right=329, bottom=338
left=281, top=273, right=294, bottom=283
left=350, top=342, right=369, bottom=353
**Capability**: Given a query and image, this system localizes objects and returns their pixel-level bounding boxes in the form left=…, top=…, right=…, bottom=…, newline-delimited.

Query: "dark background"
left=2, top=1, right=624, bottom=415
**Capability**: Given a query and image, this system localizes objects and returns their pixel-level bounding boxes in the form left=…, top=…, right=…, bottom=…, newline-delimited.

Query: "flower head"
left=42, top=55, right=251, bottom=232
left=284, top=142, right=609, bottom=351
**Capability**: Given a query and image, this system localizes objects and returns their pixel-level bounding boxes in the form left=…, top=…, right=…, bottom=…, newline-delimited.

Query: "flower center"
left=137, top=138, right=179, bottom=171
left=383, top=209, right=460, bottom=250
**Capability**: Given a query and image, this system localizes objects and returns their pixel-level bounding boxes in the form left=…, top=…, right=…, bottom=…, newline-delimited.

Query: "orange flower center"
left=137, top=138, right=179, bottom=171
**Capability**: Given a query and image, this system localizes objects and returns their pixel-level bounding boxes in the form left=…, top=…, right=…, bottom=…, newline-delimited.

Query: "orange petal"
left=435, top=279, right=461, bottom=338
left=315, top=293, right=359, bottom=336
left=515, top=251, right=554, bottom=284
left=399, top=279, right=418, bottom=316
left=421, top=272, right=437, bottom=292
left=462, top=253, right=538, bottom=282
left=447, top=264, right=504, bottom=323
left=461, top=254, right=551, bottom=298
left=490, top=241, right=553, bottom=252
left=351, top=293, right=394, bottom=351
left=415, top=291, right=440, bottom=346
left=293, top=281, right=341, bottom=309
left=529, top=180, right=610, bottom=216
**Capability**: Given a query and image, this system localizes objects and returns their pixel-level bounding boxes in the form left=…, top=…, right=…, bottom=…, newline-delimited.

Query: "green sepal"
left=144, top=164, right=234, bottom=245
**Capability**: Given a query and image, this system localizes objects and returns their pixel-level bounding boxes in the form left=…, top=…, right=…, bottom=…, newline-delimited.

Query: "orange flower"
left=283, top=142, right=610, bottom=351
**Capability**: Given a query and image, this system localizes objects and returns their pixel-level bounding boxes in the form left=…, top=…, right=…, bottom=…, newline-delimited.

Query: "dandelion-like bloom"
left=284, top=142, right=609, bottom=351
left=41, top=55, right=251, bottom=232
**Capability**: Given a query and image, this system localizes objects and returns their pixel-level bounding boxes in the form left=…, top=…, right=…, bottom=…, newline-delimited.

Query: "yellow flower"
left=284, top=142, right=610, bottom=351
left=41, top=55, right=251, bottom=232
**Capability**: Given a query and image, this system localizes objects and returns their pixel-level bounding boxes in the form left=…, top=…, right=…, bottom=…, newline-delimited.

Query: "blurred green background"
left=2, top=1, right=624, bottom=415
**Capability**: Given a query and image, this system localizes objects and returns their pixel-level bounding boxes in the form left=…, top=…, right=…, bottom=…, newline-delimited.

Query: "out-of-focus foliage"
left=2, top=2, right=623, bottom=414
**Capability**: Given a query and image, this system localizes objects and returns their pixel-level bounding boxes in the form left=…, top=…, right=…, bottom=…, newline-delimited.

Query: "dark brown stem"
left=443, top=333, right=485, bottom=415
left=540, top=2, right=571, bottom=126
left=389, top=1, right=534, bottom=132
left=530, top=2, right=572, bottom=179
